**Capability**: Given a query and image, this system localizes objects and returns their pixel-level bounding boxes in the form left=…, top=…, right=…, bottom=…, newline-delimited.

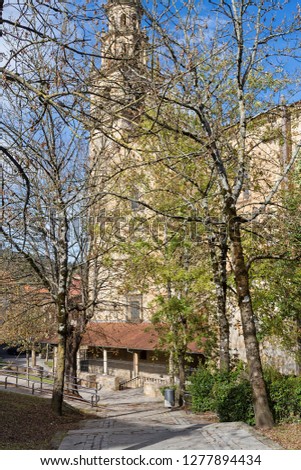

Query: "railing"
left=80, top=358, right=168, bottom=375
left=0, top=365, right=101, bottom=407
left=144, top=377, right=169, bottom=385
left=119, top=376, right=143, bottom=390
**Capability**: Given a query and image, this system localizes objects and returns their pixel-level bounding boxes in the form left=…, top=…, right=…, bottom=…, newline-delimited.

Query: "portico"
left=77, top=322, right=204, bottom=387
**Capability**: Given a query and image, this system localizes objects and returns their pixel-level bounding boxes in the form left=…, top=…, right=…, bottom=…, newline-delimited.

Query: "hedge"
left=188, top=366, right=301, bottom=424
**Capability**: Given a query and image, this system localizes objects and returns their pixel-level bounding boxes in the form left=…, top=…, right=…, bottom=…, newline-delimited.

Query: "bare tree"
left=3, top=0, right=301, bottom=428
left=0, top=0, right=121, bottom=414
left=1, top=60, right=98, bottom=413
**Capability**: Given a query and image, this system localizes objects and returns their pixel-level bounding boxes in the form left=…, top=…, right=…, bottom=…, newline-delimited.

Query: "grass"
left=0, top=390, right=86, bottom=449
left=18, top=373, right=54, bottom=384
left=45, top=360, right=54, bottom=368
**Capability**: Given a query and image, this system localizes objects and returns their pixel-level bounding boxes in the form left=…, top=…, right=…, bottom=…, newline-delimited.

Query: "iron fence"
left=0, top=364, right=100, bottom=407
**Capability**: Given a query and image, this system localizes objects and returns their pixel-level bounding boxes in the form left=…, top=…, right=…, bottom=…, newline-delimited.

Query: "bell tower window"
left=121, top=42, right=128, bottom=55
left=132, top=14, right=137, bottom=30
left=120, top=13, right=127, bottom=27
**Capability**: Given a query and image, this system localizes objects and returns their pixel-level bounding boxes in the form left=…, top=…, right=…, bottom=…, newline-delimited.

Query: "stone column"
left=31, top=349, right=37, bottom=368
left=76, top=349, right=81, bottom=374
left=133, top=352, right=139, bottom=377
left=103, top=348, right=108, bottom=375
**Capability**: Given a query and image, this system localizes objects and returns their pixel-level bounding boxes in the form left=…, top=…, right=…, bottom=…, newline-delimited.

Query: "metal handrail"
left=0, top=366, right=100, bottom=407
left=119, top=375, right=142, bottom=390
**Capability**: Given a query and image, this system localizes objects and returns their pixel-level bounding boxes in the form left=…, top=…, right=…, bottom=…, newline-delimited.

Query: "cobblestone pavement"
left=59, top=389, right=281, bottom=450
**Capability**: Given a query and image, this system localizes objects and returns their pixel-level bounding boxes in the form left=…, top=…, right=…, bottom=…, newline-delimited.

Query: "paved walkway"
left=0, top=350, right=281, bottom=450
left=59, top=388, right=282, bottom=450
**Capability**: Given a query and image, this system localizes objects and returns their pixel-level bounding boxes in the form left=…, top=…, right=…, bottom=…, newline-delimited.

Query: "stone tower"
left=102, top=0, right=147, bottom=70
left=89, top=0, right=149, bottom=323
left=94, top=0, right=148, bottom=130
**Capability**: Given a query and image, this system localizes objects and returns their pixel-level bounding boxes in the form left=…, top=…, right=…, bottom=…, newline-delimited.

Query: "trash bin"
left=164, top=388, right=175, bottom=408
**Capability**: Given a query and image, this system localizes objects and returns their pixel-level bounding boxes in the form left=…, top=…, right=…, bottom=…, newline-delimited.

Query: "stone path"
left=59, top=388, right=281, bottom=450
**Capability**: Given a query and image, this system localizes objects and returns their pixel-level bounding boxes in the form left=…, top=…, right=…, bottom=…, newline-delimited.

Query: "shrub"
left=189, top=365, right=301, bottom=425
left=264, top=371, right=301, bottom=422
left=187, top=368, right=216, bottom=412
left=188, top=366, right=254, bottom=424
left=188, top=366, right=254, bottom=423
left=214, top=379, right=255, bottom=425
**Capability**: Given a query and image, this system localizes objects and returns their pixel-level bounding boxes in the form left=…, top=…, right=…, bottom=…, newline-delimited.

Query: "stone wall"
left=229, top=307, right=299, bottom=375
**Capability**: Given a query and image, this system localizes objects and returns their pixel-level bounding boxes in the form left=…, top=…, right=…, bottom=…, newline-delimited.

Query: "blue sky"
left=1, top=0, right=301, bottom=106
left=140, top=0, right=301, bottom=104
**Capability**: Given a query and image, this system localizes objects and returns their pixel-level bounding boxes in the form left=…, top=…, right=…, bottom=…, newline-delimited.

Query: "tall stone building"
left=81, top=0, right=301, bottom=390
left=89, top=0, right=150, bottom=324
left=83, top=0, right=205, bottom=390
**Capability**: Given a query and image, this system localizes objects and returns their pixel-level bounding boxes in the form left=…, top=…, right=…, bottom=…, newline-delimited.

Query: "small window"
left=96, top=208, right=106, bottom=233
left=127, top=295, right=142, bottom=322
left=80, top=360, right=89, bottom=372
left=103, top=87, right=111, bottom=99
left=131, top=190, right=144, bottom=211
left=121, top=42, right=128, bottom=55
left=131, top=199, right=141, bottom=211
left=130, top=300, right=140, bottom=321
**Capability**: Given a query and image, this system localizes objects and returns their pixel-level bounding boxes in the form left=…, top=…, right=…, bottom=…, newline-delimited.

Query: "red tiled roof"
left=81, top=322, right=204, bottom=354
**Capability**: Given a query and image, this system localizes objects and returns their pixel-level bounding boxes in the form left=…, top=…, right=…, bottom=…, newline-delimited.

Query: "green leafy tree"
left=152, top=295, right=210, bottom=406
left=126, top=0, right=301, bottom=428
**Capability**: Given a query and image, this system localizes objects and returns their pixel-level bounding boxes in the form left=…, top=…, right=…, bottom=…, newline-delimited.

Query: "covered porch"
left=78, top=322, right=204, bottom=390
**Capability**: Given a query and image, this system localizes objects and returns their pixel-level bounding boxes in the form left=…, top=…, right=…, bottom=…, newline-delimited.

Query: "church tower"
left=90, top=0, right=148, bottom=180
left=89, top=0, right=149, bottom=324
left=94, top=0, right=148, bottom=128
left=83, top=1, right=204, bottom=386
left=101, top=0, right=147, bottom=70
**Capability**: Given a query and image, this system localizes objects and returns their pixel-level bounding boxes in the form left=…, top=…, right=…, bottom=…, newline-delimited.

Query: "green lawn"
left=18, top=373, right=54, bottom=385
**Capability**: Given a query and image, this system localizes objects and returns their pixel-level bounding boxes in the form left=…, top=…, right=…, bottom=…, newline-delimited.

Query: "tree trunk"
left=51, top=334, right=66, bottom=415
left=178, top=352, right=186, bottom=407
left=228, top=213, right=274, bottom=428
left=207, top=228, right=230, bottom=372
left=65, top=328, right=82, bottom=395
left=219, top=302, right=230, bottom=372
left=31, top=349, right=37, bottom=368
left=51, top=203, right=69, bottom=416
left=26, top=351, right=30, bottom=387
left=296, top=315, right=301, bottom=375
left=51, top=302, right=67, bottom=416
left=45, top=343, right=49, bottom=362
left=169, top=351, right=175, bottom=385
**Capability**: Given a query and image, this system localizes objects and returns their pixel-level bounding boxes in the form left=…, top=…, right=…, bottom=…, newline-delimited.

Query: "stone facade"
left=87, top=0, right=301, bottom=385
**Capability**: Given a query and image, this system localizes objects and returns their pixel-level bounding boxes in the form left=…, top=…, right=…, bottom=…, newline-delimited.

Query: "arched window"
left=132, top=14, right=137, bottom=29
left=120, top=13, right=126, bottom=27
